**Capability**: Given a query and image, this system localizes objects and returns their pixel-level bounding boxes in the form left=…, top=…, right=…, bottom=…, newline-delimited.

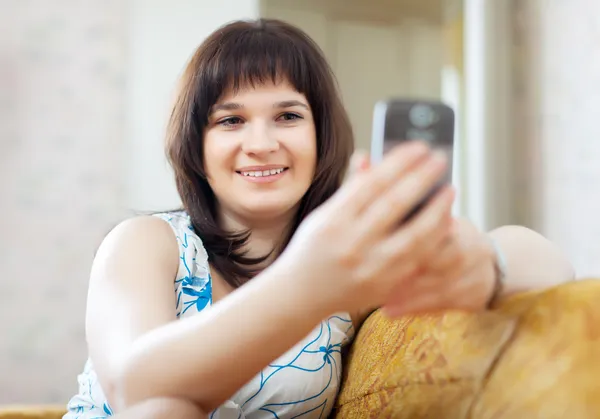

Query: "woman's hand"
left=381, top=217, right=497, bottom=317
left=276, top=142, right=457, bottom=314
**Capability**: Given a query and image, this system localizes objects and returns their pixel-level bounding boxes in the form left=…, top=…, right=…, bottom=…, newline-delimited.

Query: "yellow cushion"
left=334, top=279, right=600, bottom=418
left=0, top=406, right=65, bottom=419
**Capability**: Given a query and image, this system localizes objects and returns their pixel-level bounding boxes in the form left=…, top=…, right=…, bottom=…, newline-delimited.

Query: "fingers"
left=365, top=214, right=498, bottom=318
left=399, top=186, right=456, bottom=259
left=378, top=185, right=455, bottom=271
left=427, top=226, right=464, bottom=273
left=358, top=186, right=454, bottom=308
left=429, top=219, right=492, bottom=275
left=335, top=141, right=430, bottom=215
left=382, top=265, right=491, bottom=318
left=361, top=151, right=450, bottom=234
left=381, top=280, right=440, bottom=318
left=382, top=269, right=465, bottom=317
left=382, top=232, right=497, bottom=317
left=433, top=237, right=459, bottom=267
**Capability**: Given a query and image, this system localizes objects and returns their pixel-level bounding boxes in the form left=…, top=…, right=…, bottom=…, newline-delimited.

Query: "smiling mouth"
left=236, top=167, right=289, bottom=178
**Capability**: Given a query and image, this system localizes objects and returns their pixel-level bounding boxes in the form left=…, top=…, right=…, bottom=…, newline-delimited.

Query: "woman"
left=65, top=18, right=573, bottom=419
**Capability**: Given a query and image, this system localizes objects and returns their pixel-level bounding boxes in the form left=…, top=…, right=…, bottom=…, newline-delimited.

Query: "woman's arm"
left=489, top=225, right=575, bottom=298
left=87, top=216, right=331, bottom=414
left=351, top=224, right=575, bottom=327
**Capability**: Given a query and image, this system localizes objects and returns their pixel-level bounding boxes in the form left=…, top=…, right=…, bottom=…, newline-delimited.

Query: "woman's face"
left=203, top=79, right=317, bottom=224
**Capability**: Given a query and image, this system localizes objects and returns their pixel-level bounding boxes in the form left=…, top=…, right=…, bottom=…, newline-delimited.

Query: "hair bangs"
left=204, top=25, right=314, bottom=104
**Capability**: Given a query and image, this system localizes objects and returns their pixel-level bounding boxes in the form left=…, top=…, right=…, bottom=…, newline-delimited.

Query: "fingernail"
left=359, top=157, right=370, bottom=171
left=351, top=150, right=370, bottom=172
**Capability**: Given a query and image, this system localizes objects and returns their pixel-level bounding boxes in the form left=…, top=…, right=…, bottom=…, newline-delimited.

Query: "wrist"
left=265, top=259, right=337, bottom=322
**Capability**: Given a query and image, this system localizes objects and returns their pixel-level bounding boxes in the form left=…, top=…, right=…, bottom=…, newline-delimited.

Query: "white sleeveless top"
left=64, top=211, right=355, bottom=419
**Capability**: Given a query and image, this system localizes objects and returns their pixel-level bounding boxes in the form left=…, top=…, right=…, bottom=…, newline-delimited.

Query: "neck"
left=218, top=209, right=297, bottom=267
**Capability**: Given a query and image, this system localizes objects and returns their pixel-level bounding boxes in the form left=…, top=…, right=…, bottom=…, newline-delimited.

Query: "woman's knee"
left=113, top=397, right=206, bottom=419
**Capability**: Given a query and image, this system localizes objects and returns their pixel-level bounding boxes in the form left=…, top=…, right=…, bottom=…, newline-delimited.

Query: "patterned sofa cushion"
left=334, top=280, right=600, bottom=419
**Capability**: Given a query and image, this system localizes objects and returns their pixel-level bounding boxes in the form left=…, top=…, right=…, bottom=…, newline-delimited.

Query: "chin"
left=242, top=202, right=299, bottom=221
left=236, top=194, right=303, bottom=221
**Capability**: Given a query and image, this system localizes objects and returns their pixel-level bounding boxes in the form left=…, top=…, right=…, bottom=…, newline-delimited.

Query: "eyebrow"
left=274, top=100, right=309, bottom=110
left=210, top=102, right=244, bottom=114
left=210, top=99, right=309, bottom=115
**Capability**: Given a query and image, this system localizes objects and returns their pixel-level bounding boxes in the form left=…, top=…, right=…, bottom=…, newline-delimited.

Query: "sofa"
left=2, top=280, right=599, bottom=419
left=333, top=279, right=600, bottom=418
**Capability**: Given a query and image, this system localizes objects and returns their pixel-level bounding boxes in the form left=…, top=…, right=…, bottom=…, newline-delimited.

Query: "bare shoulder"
left=87, top=214, right=182, bottom=317
left=88, top=214, right=181, bottom=308
left=96, top=216, right=178, bottom=263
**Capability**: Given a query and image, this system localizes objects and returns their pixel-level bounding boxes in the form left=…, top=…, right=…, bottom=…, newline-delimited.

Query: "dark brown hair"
left=166, top=18, right=354, bottom=287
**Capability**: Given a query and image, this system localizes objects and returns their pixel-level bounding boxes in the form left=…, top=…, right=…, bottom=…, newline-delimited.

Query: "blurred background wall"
left=1, top=0, right=599, bottom=405
left=1, top=0, right=128, bottom=402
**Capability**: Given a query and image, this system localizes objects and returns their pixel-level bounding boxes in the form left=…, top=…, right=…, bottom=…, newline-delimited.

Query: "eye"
left=277, top=112, right=302, bottom=122
left=217, top=116, right=244, bottom=127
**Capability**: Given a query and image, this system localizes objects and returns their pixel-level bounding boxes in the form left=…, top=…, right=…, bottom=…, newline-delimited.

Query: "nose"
left=241, top=121, right=279, bottom=156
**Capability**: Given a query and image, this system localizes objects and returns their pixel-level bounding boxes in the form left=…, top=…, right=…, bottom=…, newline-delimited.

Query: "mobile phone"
left=370, top=99, right=455, bottom=221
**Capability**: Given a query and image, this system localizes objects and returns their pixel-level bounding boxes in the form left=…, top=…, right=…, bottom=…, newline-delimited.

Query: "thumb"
left=348, top=150, right=370, bottom=177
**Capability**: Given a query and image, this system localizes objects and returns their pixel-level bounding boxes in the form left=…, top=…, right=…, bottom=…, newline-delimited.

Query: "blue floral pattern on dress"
left=64, top=212, right=354, bottom=419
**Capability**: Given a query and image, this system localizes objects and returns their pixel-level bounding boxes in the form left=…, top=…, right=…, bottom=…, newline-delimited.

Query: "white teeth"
left=241, top=168, right=284, bottom=177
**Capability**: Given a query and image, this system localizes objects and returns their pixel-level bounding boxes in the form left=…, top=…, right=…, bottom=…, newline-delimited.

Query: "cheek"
left=303, top=146, right=318, bottom=178
left=290, top=127, right=318, bottom=176
left=203, top=132, right=235, bottom=179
